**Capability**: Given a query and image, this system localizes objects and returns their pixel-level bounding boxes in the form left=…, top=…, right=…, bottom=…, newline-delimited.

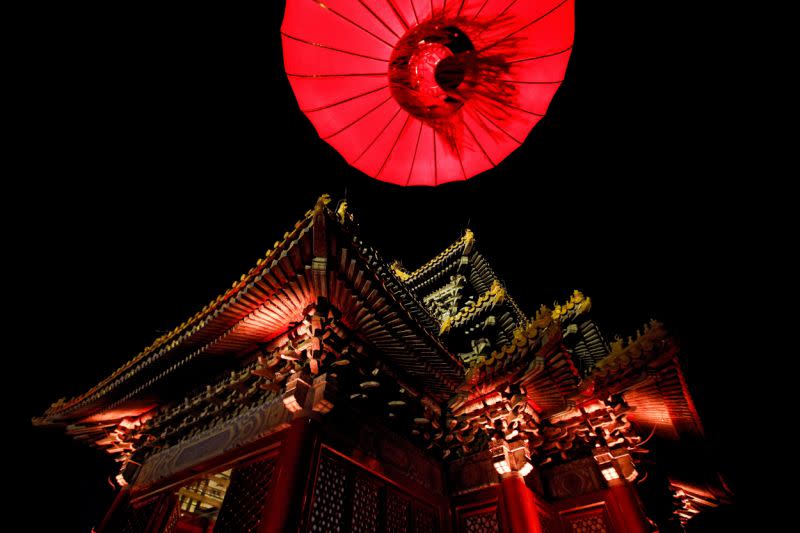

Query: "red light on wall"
left=282, top=0, right=574, bottom=186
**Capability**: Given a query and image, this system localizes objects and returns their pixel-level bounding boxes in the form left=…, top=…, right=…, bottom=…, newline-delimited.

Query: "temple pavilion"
left=34, top=195, right=731, bottom=532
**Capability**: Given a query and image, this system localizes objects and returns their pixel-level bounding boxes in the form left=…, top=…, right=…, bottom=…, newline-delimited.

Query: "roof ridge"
left=469, top=250, right=528, bottom=325
left=332, top=206, right=454, bottom=354
left=440, top=280, right=506, bottom=334
left=398, top=228, right=474, bottom=283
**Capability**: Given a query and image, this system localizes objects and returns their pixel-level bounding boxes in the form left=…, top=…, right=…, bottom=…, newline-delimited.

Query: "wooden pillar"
left=259, top=415, right=319, bottom=533
left=96, top=486, right=130, bottom=533
left=607, top=479, right=650, bottom=533
left=498, top=472, right=543, bottom=533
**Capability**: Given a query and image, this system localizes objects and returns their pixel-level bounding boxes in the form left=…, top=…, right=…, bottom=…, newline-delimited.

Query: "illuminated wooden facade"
left=34, top=195, right=730, bottom=532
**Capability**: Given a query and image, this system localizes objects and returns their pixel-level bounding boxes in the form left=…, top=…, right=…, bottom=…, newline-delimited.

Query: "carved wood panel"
left=307, top=448, right=440, bottom=533
left=357, top=424, right=446, bottom=496
left=462, top=509, right=500, bottom=533
left=448, top=450, right=497, bottom=495
left=413, top=502, right=437, bottom=533
left=351, top=474, right=380, bottom=533
left=385, top=489, right=411, bottom=533
left=214, top=456, right=276, bottom=533
left=560, top=505, right=613, bottom=533
left=135, top=397, right=289, bottom=492
left=544, top=458, right=604, bottom=500
left=309, top=452, right=349, bottom=532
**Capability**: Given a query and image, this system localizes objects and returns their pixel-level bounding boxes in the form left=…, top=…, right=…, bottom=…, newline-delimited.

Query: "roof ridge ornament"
left=551, top=289, right=591, bottom=322
left=390, top=260, right=411, bottom=281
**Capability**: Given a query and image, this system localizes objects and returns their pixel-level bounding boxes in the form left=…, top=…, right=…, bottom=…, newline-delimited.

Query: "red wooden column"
left=260, top=371, right=333, bottom=533
left=606, top=478, right=650, bottom=533
left=260, top=415, right=319, bottom=533
left=498, top=472, right=544, bottom=533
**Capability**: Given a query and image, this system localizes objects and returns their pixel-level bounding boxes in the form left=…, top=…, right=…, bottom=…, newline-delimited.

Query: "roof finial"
left=315, top=193, right=331, bottom=210
left=390, top=260, right=410, bottom=281
left=336, top=199, right=350, bottom=224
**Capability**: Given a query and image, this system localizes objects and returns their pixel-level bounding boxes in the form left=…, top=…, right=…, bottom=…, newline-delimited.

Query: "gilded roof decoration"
left=551, top=289, right=591, bottom=322
left=401, top=228, right=474, bottom=284
left=465, top=305, right=555, bottom=377
left=590, top=320, right=668, bottom=380
left=440, top=280, right=507, bottom=334
left=390, top=261, right=411, bottom=281
left=460, top=288, right=591, bottom=380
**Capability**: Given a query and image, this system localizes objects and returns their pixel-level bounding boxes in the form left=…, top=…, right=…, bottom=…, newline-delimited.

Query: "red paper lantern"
left=282, top=0, right=574, bottom=186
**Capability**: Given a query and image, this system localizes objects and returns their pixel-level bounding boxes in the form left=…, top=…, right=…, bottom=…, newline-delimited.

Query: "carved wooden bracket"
left=310, top=373, right=336, bottom=414
left=282, top=372, right=311, bottom=413
left=282, top=371, right=337, bottom=416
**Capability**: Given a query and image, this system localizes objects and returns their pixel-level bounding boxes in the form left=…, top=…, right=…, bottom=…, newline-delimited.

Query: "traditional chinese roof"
left=440, top=280, right=506, bottom=334
left=555, top=290, right=609, bottom=372
left=391, top=229, right=475, bottom=289
left=584, top=320, right=704, bottom=440
left=35, top=195, right=464, bottom=427
left=34, top=195, right=726, bottom=526
left=670, top=478, right=734, bottom=526
left=393, top=230, right=529, bottom=364
left=35, top=197, right=703, bottom=441
left=460, top=304, right=581, bottom=415
left=393, top=230, right=527, bottom=328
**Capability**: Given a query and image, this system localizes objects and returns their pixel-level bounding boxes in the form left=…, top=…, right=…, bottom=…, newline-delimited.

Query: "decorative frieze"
left=134, top=395, right=289, bottom=491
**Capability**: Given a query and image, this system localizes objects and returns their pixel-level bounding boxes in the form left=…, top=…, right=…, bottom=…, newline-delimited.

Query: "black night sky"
left=15, top=2, right=749, bottom=531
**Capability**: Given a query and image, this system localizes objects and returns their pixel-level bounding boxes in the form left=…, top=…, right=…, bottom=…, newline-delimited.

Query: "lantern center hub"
left=389, top=24, right=475, bottom=120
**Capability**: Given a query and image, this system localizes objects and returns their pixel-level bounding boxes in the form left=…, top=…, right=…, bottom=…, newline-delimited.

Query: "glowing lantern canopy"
left=282, top=0, right=574, bottom=186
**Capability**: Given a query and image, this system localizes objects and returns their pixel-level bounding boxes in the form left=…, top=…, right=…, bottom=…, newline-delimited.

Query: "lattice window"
left=309, top=449, right=439, bottom=533
left=385, top=490, right=410, bottom=533
left=309, top=453, right=349, bottom=532
left=463, top=510, right=500, bottom=533
left=565, top=510, right=610, bottom=533
left=351, top=474, right=380, bottom=533
left=413, top=503, right=437, bottom=533
left=214, top=457, right=275, bottom=533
